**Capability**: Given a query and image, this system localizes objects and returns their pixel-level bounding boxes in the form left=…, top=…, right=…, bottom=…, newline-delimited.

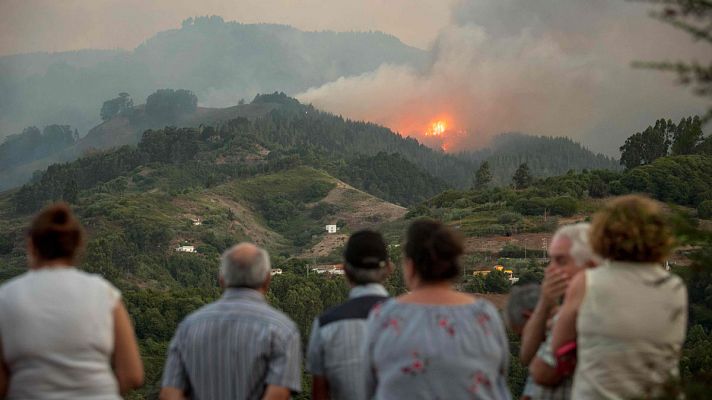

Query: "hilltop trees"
left=145, top=89, right=198, bottom=121
left=512, top=163, right=533, bottom=189
left=473, top=161, right=493, bottom=189
left=0, top=125, right=77, bottom=170
left=100, top=92, right=134, bottom=121
left=620, top=116, right=707, bottom=169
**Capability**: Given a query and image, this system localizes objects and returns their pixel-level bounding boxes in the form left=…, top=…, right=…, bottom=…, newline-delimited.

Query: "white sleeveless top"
left=0, top=267, right=122, bottom=399
left=574, top=261, right=687, bottom=400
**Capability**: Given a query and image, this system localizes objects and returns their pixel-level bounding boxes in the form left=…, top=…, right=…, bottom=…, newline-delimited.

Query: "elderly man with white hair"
left=160, top=243, right=301, bottom=400
left=519, top=223, right=600, bottom=400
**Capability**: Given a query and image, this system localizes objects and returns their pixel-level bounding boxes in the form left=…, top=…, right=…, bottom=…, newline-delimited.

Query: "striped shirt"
left=306, top=283, right=388, bottom=400
left=162, top=288, right=302, bottom=400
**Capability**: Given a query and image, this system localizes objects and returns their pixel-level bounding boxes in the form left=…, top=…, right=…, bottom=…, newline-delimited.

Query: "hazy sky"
left=1, top=0, right=708, bottom=155
left=0, top=0, right=452, bottom=55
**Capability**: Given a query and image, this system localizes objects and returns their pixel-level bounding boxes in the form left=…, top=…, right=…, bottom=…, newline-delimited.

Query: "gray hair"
left=552, top=222, right=601, bottom=267
left=219, top=243, right=271, bottom=288
left=344, top=263, right=389, bottom=285
left=505, top=284, right=540, bottom=332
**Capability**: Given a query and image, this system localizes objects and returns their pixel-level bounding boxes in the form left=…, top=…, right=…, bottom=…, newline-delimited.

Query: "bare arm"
left=112, top=301, right=144, bottom=394
left=551, top=272, right=586, bottom=353
left=311, top=375, right=330, bottom=400
left=530, top=356, right=563, bottom=386
left=159, top=387, right=188, bottom=400
left=520, top=267, right=568, bottom=365
left=262, top=385, right=291, bottom=400
left=0, top=338, right=8, bottom=398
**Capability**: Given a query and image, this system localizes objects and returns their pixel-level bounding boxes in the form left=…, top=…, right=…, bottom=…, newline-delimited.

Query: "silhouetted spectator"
left=505, top=283, right=540, bottom=400
left=552, top=195, right=687, bottom=399
left=362, top=219, right=511, bottom=400
left=160, top=243, right=301, bottom=400
left=307, top=230, right=392, bottom=400
left=0, top=203, right=144, bottom=398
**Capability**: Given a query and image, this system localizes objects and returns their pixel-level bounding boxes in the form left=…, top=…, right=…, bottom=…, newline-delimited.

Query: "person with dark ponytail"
left=362, top=219, right=511, bottom=399
left=0, top=203, right=144, bottom=399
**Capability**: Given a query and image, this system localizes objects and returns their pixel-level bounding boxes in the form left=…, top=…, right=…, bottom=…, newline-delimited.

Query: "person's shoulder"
left=260, top=302, right=300, bottom=334
left=0, top=271, right=31, bottom=297
left=318, top=295, right=388, bottom=327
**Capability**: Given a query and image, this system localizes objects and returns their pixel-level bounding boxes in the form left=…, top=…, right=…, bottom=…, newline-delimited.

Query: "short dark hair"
left=29, top=202, right=85, bottom=262
left=343, top=230, right=389, bottom=285
left=404, top=219, right=463, bottom=282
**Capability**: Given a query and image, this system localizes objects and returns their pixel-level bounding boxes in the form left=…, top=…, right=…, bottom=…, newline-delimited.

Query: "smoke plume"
left=298, top=0, right=708, bottom=155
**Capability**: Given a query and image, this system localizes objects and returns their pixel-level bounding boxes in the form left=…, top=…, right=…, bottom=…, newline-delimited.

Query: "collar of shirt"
left=222, top=287, right=266, bottom=302
left=349, top=283, right=388, bottom=299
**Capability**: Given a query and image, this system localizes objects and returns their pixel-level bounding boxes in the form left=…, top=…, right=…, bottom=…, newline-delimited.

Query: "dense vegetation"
left=0, top=124, right=78, bottom=171
left=619, top=116, right=710, bottom=169
left=460, top=133, right=621, bottom=185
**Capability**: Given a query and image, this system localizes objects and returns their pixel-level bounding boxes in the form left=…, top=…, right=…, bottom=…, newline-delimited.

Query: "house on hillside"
left=311, top=264, right=344, bottom=275
left=176, top=245, right=196, bottom=253
left=473, top=265, right=519, bottom=284
left=191, top=217, right=202, bottom=226
left=325, top=224, right=337, bottom=234
left=270, top=268, right=283, bottom=276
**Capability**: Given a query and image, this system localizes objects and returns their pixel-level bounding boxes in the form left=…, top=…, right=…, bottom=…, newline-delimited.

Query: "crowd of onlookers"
left=0, top=194, right=688, bottom=399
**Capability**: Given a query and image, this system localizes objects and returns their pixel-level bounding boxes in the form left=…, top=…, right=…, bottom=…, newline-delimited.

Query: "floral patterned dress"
left=363, top=299, right=511, bottom=400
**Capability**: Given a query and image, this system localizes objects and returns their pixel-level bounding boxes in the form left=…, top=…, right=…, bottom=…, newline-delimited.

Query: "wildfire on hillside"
left=395, top=117, right=465, bottom=152
left=426, top=120, right=447, bottom=137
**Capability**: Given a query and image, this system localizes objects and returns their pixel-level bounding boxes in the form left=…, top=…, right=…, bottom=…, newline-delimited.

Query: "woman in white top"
left=0, top=203, right=144, bottom=399
left=552, top=195, right=687, bottom=400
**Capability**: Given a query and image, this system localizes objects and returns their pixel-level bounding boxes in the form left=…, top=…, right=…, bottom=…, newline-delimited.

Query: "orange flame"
left=425, top=120, right=447, bottom=136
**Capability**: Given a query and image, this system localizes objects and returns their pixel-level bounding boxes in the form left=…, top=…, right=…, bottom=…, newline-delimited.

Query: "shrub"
left=699, top=200, right=712, bottom=220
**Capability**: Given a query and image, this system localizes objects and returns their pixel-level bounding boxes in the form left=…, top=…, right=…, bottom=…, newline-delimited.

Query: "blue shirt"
left=307, top=283, right=389, bottom=400
left=162, top=288, right=302, bottom=400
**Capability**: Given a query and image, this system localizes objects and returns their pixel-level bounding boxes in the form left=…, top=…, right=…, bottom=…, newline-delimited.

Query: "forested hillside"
left=460, top=133, right=621, bottom=185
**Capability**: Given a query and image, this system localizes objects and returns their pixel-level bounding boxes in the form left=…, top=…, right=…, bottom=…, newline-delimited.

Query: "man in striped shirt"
left=307, top=230, right=391, bottom=400
left=160, top=243, right=301, bottom=400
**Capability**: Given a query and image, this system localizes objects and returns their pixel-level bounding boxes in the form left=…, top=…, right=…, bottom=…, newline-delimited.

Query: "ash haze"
left=298, top=0, right=709, bottom=155
left=0, top=0, right=450, bottom=55
left=0, top=0, right=708, bottom=156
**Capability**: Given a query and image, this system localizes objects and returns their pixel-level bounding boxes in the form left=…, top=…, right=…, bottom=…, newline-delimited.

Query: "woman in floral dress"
left=362, top=219, right=511, bottom=400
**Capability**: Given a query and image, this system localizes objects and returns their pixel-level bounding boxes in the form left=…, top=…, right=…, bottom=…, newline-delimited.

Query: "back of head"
left=405, top=219, right=463, bottom=282
left=220, top=243, right=271, bottom=289
left=591, top=195, right=673, bottom=263
left=29, top=202, right=85, bottom=263
left=343, top=230, right=389, bottom=285
left=552, top=222, right=601, bottom=267
left=506, top=284, right=540, bottom=334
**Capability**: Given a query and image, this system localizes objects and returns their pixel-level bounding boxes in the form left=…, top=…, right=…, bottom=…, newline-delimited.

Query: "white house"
left=270, top=268, right=283, bottom=276
left=325, top=224, right=337, bottom=234
left=176, top=245, right=196, bottom=253
left=311, top=264, right=344, bottom=275
left=191, top=218, right=202, bottom=226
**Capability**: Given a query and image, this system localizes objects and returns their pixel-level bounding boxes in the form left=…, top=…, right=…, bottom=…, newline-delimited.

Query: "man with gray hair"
left=520, top=223, right=600, bottom=400
left=160, top=243, right=301, bottom=400
left=307, top=230, right=391, bottom=400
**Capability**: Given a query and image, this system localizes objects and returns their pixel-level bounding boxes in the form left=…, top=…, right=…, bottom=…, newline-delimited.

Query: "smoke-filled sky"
left=0, top=0, right=450, bottom=55
left=1, top=0, right=708, bottom=155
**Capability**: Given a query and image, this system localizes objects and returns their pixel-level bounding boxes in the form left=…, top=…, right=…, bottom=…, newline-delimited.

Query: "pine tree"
left=473, top=161, right=493, bottom=189
left=512, top=163, right=533, bottom=189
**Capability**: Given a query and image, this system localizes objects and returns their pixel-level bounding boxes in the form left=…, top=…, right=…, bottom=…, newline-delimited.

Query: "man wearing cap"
left=306, top=230, right=392, bottom=400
